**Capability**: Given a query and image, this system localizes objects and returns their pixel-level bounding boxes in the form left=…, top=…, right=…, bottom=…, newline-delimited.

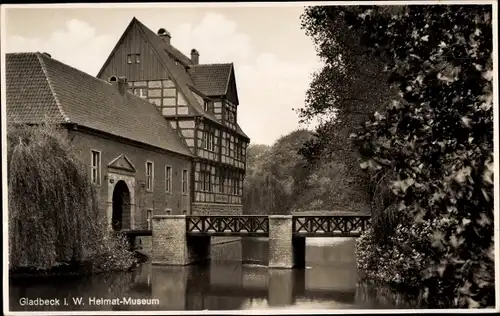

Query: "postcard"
left=1, top=1, right=498, bottom=314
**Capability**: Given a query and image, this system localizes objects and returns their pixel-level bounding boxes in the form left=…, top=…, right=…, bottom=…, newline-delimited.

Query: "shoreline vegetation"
left=296, top=5, right=494, bottom=308
left=7, top=123, right=137, bottom=278
left=243, top=5, right=494, bottom=309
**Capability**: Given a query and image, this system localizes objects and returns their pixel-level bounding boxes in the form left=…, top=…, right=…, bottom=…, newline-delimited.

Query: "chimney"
left=109, top=75, right=128, bottom=96
left=157, top=28, right=171, bottom=45
left=190, top=49, right=199, bottom=65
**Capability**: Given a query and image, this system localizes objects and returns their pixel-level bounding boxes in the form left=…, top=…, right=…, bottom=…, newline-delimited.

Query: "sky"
left=2, top=4, right=323, bottom=145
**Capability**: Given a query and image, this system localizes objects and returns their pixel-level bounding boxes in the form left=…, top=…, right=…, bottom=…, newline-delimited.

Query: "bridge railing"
left=292, top=215, right=371, bottom=237
left=186, top=215, right=269, bottom=237
left=185, top=214, right=371, bottom=237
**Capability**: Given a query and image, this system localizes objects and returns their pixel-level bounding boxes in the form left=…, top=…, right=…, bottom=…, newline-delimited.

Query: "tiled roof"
left=236, top=123, right=249, bottom=139
left=6, top=52, right=193, bottom=157
left=189, top=63, right=233, bottom=97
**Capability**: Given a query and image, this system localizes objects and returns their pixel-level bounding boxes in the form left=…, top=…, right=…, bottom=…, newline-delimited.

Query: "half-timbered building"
left=96, top=17, right=250, bottom=215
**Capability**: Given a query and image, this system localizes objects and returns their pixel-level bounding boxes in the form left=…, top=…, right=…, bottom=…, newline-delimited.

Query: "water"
left=9, top=238, right=417, bottom=311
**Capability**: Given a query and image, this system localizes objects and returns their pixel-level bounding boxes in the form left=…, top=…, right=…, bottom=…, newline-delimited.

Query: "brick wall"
left=68, top=129, right=192, bottom=229
left=191, top=202, right=243, bottom=215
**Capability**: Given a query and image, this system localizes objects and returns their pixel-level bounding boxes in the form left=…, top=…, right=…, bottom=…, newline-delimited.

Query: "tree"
left=340, top=5, right=494, bottom=308
left=299, top=6, right=399, bottom=214
left=243, top=130, right=315, bottom=215
left=7, top=123, right=136, bottom=273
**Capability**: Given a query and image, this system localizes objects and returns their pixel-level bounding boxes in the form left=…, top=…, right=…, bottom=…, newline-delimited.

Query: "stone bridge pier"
left=152, top=215, right=306, bottom=269
left=151, top=215, right=211, bottom=265
left=268, top=215, right=305, bottom=269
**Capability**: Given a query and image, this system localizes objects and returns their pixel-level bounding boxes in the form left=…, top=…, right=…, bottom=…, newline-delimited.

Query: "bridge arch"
left=112, top=180, right=131, bottom=231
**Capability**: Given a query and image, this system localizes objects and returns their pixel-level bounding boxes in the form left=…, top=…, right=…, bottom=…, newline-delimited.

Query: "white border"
left=1, top=1, right=499, bottom=315
left=492, top=0, right=499, bottom=310
left=0, top=0, right=498, bottom=9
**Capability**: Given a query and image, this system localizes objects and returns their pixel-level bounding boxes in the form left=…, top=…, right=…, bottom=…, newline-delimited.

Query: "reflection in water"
left=9, top=238, right=416, bottom=311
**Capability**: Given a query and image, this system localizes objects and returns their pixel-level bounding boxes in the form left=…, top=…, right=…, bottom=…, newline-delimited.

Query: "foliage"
left=335, top=4, right=495, bottom=308
left=8, top=123, right=136, bottom=273
left=243, top=129, right=316, bottom=214
left=298, top=6, right=399, bottom=214
left=88, top=230, right=137, bottom=273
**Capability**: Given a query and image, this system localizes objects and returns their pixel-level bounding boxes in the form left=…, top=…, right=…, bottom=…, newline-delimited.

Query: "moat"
left=9, top=238, right=418, bottom=311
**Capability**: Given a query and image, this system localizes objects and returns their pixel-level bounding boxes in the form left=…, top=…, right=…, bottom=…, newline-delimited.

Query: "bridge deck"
left=121, top=215, right=370, bottom=238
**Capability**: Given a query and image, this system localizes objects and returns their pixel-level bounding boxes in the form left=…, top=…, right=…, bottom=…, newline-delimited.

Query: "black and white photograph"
left=1, top=1, right=498, bottom=313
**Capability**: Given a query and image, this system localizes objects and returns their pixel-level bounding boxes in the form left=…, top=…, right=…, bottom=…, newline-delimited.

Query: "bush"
left=8, top=123, right=136, bottom=273
left=88, top=230, right=137, bottom=273
left=356, top=225, right=432, bottom=289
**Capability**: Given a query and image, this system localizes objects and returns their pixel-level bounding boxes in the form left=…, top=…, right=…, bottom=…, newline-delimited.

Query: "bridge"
left=122, top=214, right=371, bottom=269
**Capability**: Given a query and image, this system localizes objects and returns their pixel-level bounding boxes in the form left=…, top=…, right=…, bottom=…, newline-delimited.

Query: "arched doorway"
left=112, top=180, right=131, bottom=231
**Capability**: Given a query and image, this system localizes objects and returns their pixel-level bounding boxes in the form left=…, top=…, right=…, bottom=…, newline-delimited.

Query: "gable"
left=98, top=19, right=202, bottom=118
left=108, top=154, right=136, bottom=173
left=97, top=19, right=169, bottom=81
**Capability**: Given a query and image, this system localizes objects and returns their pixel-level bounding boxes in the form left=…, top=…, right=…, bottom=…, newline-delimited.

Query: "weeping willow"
left=8, top=123, right=108, bottom=270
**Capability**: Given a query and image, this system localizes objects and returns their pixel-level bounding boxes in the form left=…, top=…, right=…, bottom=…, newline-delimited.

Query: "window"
left=146, top=161, right=154, bottom=191
left=146, top=209, right=152, bottom=230
left=200, top=170, right=211, bottom=192
left=127, top=53, right=140, bottom=64
left=202, top=130, right=215, bottom=152
left=225, top=137, right=230, bottom=156
left=231, top=177, right=235, bottom=195
left=165, top=165, right=172, bottom=193
left=182, top=169, right=189, bottom=195
left=91, top=150, right=101, bottom=185
left=127, top=54, right=141, bottom=64
left=219, top=173, right=225, bottom=193
left=202, top=130, right=208, bottom=149
left=134, top=88, right=147, bottom=99
left=236, top=176, right=241, bottom=195
left=207, top=131, right=214, bottom=152
left=204, top=101, right=212, bottom=112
